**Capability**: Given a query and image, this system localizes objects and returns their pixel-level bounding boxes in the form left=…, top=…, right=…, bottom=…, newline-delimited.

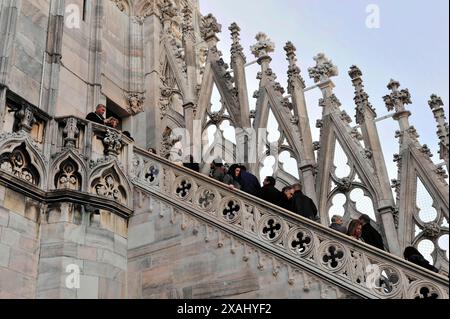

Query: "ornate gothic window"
left=0, top=144, right=40, bottom=186
left=55, top=159, right=82, bottom=191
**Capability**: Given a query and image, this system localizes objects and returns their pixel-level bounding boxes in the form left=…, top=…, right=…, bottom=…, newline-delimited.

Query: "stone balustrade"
left=132, top=146, right=449, bottom=299
left=0, top=114, right=448, bottom=299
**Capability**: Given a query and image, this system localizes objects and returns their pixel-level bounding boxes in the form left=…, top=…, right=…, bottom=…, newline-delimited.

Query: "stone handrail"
left=132, top=146, right=449, bottom=299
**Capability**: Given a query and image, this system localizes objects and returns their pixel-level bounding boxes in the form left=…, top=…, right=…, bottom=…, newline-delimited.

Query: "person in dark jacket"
left=291, top=183, right=318, bottom=220
left=258, top=176, right=282, bottom=206
left=330, top=215, right=347, bottom=234
left=86, top=104, right=118, bottom=127
left=359, top=214, right=385, bottom=251
left=280, top=186, right=294, bottom=211
left=239, top=166, right=261, bottom=197
left=404, top=246, right=439, bottom=273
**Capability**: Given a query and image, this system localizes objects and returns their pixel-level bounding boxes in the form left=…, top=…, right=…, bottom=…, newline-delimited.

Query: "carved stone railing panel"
left=133, top=146, right=449, bottom=299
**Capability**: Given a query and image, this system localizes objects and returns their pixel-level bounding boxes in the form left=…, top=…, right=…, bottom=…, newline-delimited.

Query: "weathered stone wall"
left=127, top=194, right=355, bottom=299
left=36, top=203, right=128, bottom=299
left=57, top=0, right=92, bottom=117
left=8, top=0, right=50, bottom=106
left=0, top=186, right=40, bottom=298
left=57, top=0, right=133, bottom=117
left=0, top=183, right=129, bottom=299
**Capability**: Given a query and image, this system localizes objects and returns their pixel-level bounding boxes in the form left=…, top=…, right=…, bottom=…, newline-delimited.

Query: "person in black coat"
left=258, top=176, right=282, bottom=206
left=359, top=214, right=385, bottom=251
left=86, top=104, right=118, bottom=127
left=280, top=186, right=294, bottom=211
left=239, top=166, right=261, bottom=197
left=291, top=183, right=318, bottom=221
left=404, top=246, right=439, bottom=273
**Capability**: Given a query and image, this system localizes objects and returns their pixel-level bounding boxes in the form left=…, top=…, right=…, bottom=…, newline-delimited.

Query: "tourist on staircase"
left=223, top=164, right=242, bottom=190
left=258, top=176, right=283, bottom=207
left=210, top=158, right=226, bottom=183
left=347, top=220, right=364, bottom=241
left=358, top=214, right=385, bottom=251
left=330, top=215, right=347, bottom=234
left=280, top=186, right=295, bottom=211
left=291, top=183, right=318, bottom=221
left=404, top=247, right=439, bottom=273
left=239, top=166, right=261, bottom=197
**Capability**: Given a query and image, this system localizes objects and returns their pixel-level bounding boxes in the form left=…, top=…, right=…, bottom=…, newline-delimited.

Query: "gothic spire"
left=308, top=53, right=338, bottom=84
left=284, top=41, right=305, bottom=90
left=349, top=65, right=377, bottom=125
left=383, top=80, right=413, bottom=135
left=429, top=94, right=449, bottom=168
left=229, top=23, right=246, bottom=62
left=250, top=32, right=275, bottom=62
left=182, top=6, right=195, bottom=41
left=201, top=13, right=222, bottom=44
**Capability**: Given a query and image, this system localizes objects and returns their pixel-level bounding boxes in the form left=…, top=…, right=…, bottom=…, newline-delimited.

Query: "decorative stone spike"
left=201, top=13, right=221, bottom=42
left=349, top=65, right=377, bottom=125
left=182, top=6, right=194, bottom=40
left=428, top=94, right=449, bottom=165
left=229, top=23, right=246, bottom=62
left=383, top=79, right=412, bottom=113
left=250, top=32, right=275, bottom=60
left=284, top=41, right=305, bottom=89
left=308, top=53, right=338, bottom=83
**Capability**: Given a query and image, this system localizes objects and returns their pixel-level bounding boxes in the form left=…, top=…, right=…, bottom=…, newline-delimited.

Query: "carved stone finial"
left=383, top=79, right=412, bottom=113
left=15, top=104, right=36, bottom=133
left=429, top=94, right=444, bottom=111
left=201, top=13, right=221, bottom=42
left=127, top=93, right=145, bottom=115
left=182, top=6, right=194, bottom=39
left=428, top=95, right=449, bottom=165
left=284, top=41, right=305, bottom=89
left=160, top=0, right=178, bottom=19
left=250, top=32, right=275, bottom=60
left=103, top=129, right=124, bottom=157
left=308, top=53, right=338, bottom=83
left=349, top=65, right=377, bottom=125
left=229, top=23, right=245, bottom=62
left=63, top=118, right=80, bottom=148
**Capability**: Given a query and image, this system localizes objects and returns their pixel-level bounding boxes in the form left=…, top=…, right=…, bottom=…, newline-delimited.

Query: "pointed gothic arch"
left=50, top=151, right=87, bottom=191
left=0, top=137, right=47, bottom=188
left=89, top=162, right=132, bottom=207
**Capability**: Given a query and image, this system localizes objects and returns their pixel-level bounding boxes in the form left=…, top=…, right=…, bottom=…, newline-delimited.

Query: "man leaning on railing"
left=86, top=104, right=119, bottom=128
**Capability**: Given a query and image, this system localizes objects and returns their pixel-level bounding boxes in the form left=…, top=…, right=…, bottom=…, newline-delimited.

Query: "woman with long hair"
left=347, top=219, right=364, bottom=241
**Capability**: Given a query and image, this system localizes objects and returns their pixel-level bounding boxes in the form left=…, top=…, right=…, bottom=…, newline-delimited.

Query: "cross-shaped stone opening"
left=176, top=180, right=192, bottom=198
left=223, top=200, right=240, bottom=221
left=145, top=165, right=159, bottom=183
left=199, top=190, right=215, bottom=208
left=291, top=232, right=312, bottom=253
left=322, top=246, right=344, bottom=268
left=262, top=219, right=282, bottom=240
left=415, top=287, right=438, bottom=299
